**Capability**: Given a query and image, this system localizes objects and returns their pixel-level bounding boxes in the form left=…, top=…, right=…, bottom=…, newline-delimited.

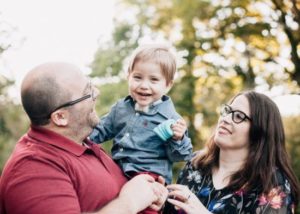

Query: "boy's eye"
left=151, top=78, right=159, bottom=81
left=133, top=76, right=141, bottom=79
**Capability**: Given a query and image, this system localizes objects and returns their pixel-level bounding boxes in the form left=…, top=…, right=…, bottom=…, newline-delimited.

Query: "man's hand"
left=118, top=174, right=168, bottom=213
left=149, top=176, right=168, bottom=211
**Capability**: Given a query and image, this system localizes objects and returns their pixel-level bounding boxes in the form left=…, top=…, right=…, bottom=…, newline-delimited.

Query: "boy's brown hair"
left=127, top=44, right=176, bottom=85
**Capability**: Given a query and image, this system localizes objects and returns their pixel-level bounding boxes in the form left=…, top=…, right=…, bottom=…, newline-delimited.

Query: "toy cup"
left=153, top=119, right=176, bottom=141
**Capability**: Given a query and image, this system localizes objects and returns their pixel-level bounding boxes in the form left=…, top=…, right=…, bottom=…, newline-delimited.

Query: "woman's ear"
left=50, top=110, right=69, bottom=126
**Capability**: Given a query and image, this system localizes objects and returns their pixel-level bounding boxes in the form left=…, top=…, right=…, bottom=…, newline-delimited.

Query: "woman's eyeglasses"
left=220, top=104, right=252, bottom=124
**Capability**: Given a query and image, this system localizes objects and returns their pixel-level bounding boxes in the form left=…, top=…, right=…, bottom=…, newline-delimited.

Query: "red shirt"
left=0, top=126, right=128, bottom=214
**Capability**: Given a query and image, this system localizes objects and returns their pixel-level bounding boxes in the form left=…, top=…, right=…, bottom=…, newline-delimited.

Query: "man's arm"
left=91, top=175, right=168, bottom=214
left=3, top=160, right=167, bottom=214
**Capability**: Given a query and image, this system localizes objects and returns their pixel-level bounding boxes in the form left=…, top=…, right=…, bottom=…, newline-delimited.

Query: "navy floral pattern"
left=165, top=161, right=295, bottom=214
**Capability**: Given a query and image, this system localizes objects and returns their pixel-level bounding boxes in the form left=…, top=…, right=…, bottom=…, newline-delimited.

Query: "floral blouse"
left=164, top=161, right=295, bottom=214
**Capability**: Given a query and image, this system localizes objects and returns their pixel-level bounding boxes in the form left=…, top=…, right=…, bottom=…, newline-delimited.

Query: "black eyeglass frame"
left=50, top=94, right=92, bottom=113
left=47, top=81, right=96, bottom=118
left=220, top=104, right=252, bottom=124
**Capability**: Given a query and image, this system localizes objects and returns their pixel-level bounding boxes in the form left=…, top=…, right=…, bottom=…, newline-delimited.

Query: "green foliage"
left=95, top=80, right=128, bottom=116
left=283, top=116, right=300, bottom=213
left=90, top=23, right=139, bottom=78
left=284, top=116, right=300, bottom=180
left=0, top=75, right=29, bottom=173
left=91, top=45, right=125, bottom=77
left=0, top=105, right=29, bottom=172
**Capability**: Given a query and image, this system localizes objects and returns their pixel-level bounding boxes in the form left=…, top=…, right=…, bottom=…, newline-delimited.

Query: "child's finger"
left=176, top=119, right=185, bottom=125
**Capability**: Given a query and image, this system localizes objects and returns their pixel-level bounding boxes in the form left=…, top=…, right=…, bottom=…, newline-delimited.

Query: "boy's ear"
left=50, top=110, right=69, bottom=126
left=166, top=80, right=174, bottom=93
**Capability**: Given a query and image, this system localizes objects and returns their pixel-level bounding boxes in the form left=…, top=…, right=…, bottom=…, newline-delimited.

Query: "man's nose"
left=93, top=87, right=100, bottom=100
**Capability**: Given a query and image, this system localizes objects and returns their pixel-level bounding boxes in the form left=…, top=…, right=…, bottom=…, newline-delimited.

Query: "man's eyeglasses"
left=48, top=82, right=97, bottom=118
left=220, top=104, right=252, bottom=124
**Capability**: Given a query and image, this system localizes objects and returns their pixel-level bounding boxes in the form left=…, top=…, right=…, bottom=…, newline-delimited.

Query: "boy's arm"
left=163, top=117, right=193, bottom=162
left=89, top=103, right=117, bottom=144
left=165, top=132, right=193, bottom=162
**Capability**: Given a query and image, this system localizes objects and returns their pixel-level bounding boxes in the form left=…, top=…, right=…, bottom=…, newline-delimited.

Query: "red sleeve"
left=3, top=159, right=81, bottom=214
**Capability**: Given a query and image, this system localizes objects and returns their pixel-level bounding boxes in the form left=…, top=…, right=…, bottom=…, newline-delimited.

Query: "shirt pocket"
left=131, top=119, right=162, bottom=148
left=134, top=118, right=161, bottom=131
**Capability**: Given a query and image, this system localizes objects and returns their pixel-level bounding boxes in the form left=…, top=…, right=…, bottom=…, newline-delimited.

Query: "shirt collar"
left=134, top=99, right=163, bottom=113
left=124, top=95, right=175, bottom=118
left=28, top=125, right=88, bottom=156
left=155, top=95, right=176, bottom=118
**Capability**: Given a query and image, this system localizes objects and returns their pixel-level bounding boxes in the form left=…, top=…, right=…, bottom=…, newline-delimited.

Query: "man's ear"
left=50, top=110, right=68, bottom=126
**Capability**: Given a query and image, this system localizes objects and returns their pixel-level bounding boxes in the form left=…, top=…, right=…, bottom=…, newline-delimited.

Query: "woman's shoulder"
left=274, top=168, right=289, bottom=183
left=271, top=168, right=292, bottom=194
left=177, top=150, right=209, bottom=179
left=244, top=169, right=292, bottom=199
left=177, top=157, right=206, bottom=184
left=253, top=169, right=295, bottom=213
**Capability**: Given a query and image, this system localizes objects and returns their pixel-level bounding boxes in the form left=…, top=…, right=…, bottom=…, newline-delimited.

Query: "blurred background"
left=0, top=0, right=300, bottom=210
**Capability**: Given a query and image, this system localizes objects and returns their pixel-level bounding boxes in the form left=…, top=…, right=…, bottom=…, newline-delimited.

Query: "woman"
left=165, top=91, right=299, bottom=214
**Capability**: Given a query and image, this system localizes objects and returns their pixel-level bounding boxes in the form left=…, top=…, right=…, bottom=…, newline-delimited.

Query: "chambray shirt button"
left=125, top=133, right=130, bottom=137
left=135, top=112, right=139, bottom=116
left=119, top=147, right=124, bottom=152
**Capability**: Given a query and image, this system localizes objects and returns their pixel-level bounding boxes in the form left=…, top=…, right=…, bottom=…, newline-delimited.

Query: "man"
left=0, top=62, right=167, bottom=214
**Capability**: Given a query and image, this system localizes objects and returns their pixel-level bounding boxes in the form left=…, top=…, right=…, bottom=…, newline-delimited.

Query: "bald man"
left=0, top=62, right=167, bottom=214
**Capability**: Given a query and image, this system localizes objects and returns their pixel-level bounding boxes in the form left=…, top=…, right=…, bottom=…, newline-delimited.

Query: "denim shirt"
left=90, top=95, right=193, bottom=184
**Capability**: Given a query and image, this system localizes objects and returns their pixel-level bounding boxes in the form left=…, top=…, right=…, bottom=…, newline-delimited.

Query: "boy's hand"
left=171, top=119, right=187, bottom=141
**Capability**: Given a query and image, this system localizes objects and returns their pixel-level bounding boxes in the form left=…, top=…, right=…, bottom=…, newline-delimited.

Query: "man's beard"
left=70, top=111, right=99, bottom=141
left=89, top=110, right=100, bottom=128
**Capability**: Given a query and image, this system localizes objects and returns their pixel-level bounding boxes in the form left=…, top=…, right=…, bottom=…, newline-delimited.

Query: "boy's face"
left=128, top=60, right=173, bottom=107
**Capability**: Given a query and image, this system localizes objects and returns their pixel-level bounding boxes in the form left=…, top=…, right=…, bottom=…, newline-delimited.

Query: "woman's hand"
left=167, top=184, right=212, bottom=214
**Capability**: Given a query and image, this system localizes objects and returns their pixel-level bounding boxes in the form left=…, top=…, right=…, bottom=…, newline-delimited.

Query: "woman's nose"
left=220, top=113, right=232, bottom=124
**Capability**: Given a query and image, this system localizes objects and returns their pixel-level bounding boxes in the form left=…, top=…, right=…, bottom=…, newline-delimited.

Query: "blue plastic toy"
left=153, top=119, right=176, bottom=141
